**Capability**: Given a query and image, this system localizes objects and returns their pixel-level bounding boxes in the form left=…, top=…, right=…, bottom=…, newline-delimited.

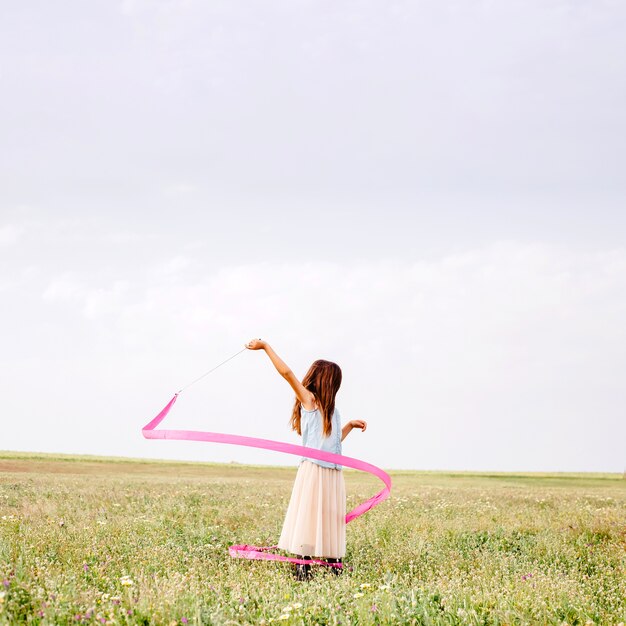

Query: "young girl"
left=245, top=338, right=367, bottom=580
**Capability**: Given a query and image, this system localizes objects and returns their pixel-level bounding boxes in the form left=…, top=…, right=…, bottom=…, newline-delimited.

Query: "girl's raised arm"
left=245, top=339, right=315, bottom=410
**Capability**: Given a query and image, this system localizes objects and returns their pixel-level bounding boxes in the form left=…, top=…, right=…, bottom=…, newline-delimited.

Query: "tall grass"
left=1, top=453, right=625, bottom=625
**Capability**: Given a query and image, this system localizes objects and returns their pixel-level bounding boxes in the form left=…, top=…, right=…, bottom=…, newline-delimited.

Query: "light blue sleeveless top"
left=300, top=405, right=342, bottom=470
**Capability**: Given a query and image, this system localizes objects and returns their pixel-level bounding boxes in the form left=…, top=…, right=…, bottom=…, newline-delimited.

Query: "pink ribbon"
left=142, top=394, right=391, bottom=569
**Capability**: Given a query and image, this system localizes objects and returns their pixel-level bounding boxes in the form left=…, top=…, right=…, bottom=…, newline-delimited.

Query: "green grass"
left=1, top=451, right=625, bottom=625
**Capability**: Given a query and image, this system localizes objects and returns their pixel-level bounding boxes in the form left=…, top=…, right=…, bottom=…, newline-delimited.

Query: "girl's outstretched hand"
left=349, top=420, right=367, bottom=432
left=245, top=338, right=267, bottom=350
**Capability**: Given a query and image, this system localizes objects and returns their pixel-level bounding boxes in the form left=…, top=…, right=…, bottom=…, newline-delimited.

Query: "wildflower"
left=83, top=563, right=89, bottom=572
left=292, top=602, right=302, bottom=609
left=2, top=580, right=8, bottom=588
left=379, top=584, right=390, bottom=591
left=181, top=618, right=188, bottom=624
left=371, top=604, right=378, bottom=612
left=283, top=605, right=292, bottom=612
left=359, top=583, right=371, bottom=589
left=278, top=615, right=289, bottom=621
left=0, top=591, right=6, bottom=604
left=353, top=592, right=364, bottom=599
left=120, top=575, right=134, bottom=587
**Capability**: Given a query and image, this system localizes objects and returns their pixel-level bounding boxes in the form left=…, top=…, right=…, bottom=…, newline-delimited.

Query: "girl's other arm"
left=342, top=420, right=367, bottom=442
left=246, top=339, right=315, bottom=410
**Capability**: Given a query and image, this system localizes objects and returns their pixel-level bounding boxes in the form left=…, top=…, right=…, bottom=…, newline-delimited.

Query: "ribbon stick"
left=142, top=393, right=392, bottom=568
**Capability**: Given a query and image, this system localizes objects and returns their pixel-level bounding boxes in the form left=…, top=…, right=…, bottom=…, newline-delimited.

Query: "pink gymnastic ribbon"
left=141, top=354, right=391, bottom=569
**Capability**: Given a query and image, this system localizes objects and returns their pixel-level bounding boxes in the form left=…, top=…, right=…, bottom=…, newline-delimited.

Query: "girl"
left=245, top=338, right=367, bottom=580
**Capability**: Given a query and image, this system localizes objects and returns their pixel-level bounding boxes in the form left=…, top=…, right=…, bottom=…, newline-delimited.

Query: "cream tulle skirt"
left=277, top=460, right=346, bottom=559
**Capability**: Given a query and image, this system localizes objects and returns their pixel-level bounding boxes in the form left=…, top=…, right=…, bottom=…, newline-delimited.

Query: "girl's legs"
left=293, top=556, right=343, bottom=580
left=294, top=555, right=312, bottom=581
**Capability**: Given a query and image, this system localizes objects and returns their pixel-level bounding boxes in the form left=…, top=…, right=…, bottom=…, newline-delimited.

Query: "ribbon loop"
left=142, top=393, right=391, bottom=568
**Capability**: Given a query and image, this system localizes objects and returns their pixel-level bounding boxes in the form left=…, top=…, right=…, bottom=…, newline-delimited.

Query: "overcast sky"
left=1, top=0, right=625, bottom=473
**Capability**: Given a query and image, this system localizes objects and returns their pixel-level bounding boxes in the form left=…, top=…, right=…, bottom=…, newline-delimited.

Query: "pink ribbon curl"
left=142, top=393, right=392, bottom=569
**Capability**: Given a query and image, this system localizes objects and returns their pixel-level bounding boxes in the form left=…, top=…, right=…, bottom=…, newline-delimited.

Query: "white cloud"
left=155, top=255, right=194, bottom=277
left=42, top=274, right=83, bottom=301
left=10, top=241, right=623, bottom=472
left=83, top=280, right=131, bottom=320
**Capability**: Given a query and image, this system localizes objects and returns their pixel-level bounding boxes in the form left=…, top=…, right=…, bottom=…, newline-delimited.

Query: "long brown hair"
left=290, top=360, right=342, bottom=437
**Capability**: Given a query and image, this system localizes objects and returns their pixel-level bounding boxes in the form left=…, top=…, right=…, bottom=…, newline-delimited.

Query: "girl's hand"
left=349, top=420, right=367, bottom=432
left=245, top=338, right=267, bottom=350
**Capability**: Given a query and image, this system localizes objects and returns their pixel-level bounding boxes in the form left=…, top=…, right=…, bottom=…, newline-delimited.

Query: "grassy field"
left=0, top=451, right=625, bottom=625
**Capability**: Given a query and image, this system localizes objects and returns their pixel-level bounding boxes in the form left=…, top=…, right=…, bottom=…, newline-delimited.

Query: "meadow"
left=0, top=451, right=624, bottom=625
